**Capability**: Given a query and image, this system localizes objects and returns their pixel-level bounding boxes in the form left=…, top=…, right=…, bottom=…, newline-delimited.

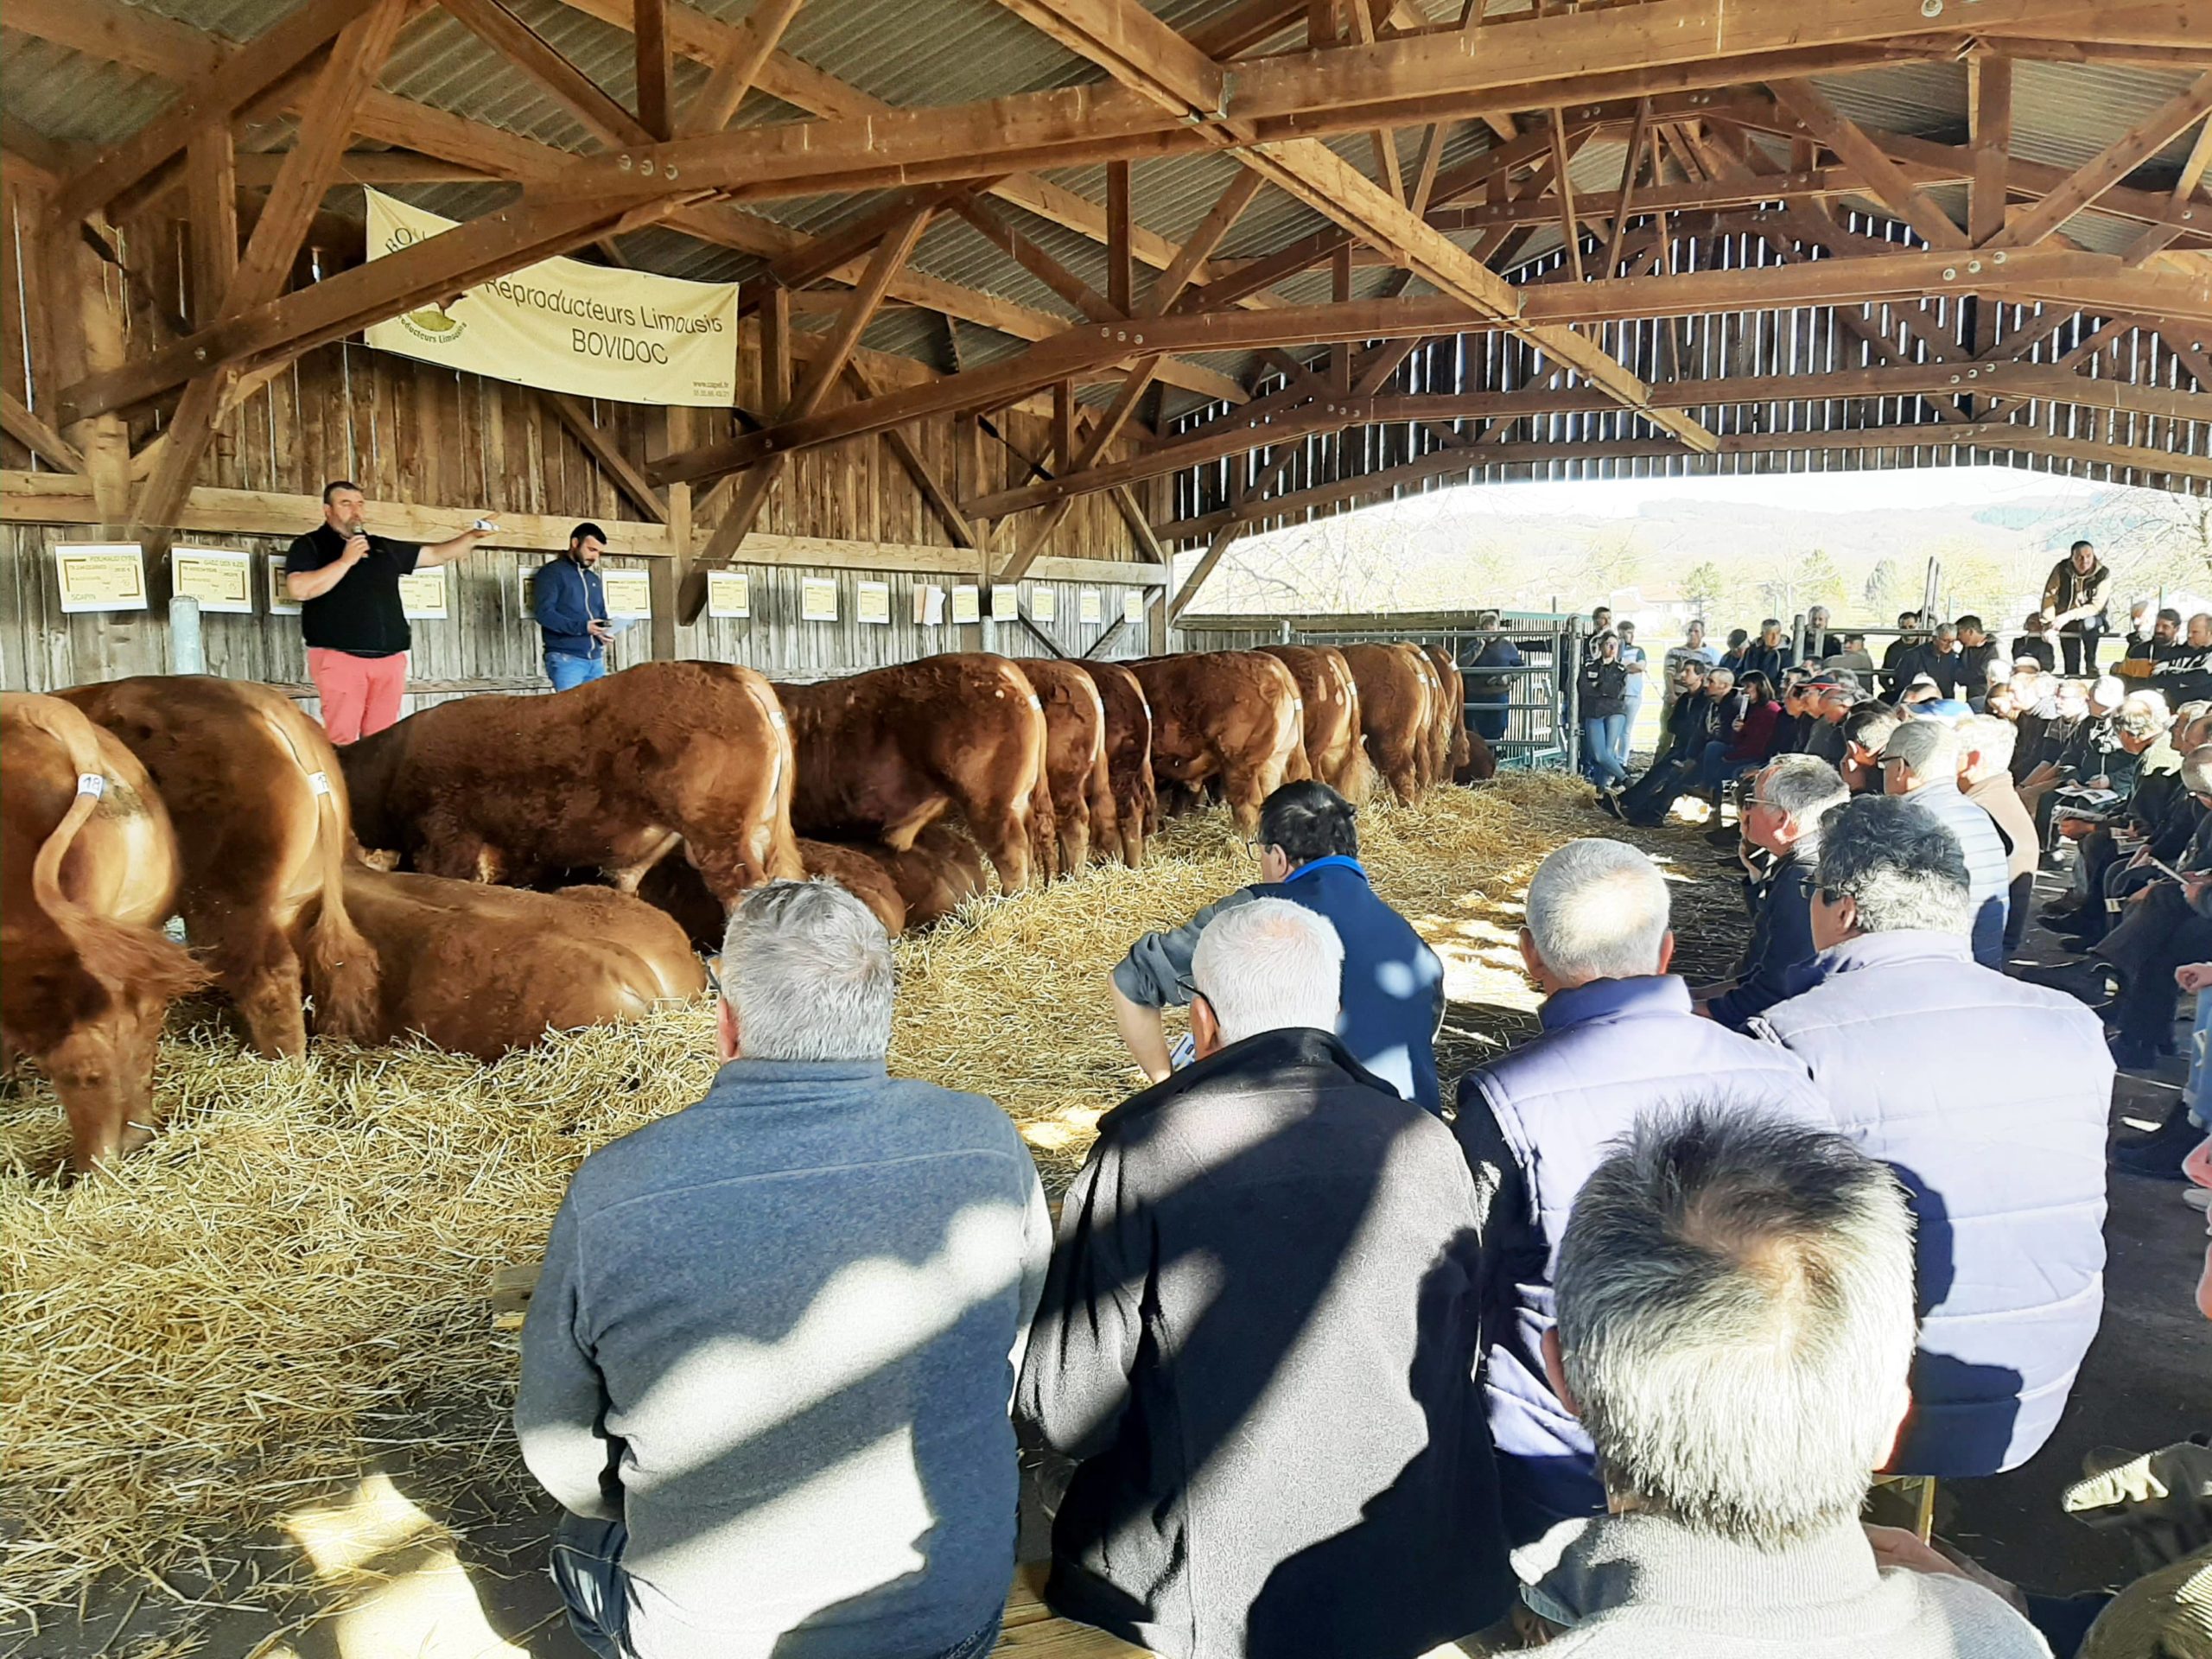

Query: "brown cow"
left=1076, top=661, right=1156, bottom=865
left=1405, top=645, right=1451, bottom=790
left=1020, top=658, right=1118, bottom=874
left=1340, top=643, right=1434, bottom=806
left=1421, top=643, right=1474, bottom=783
left=59, top=675, right=380, bottom=1058
left=638, top=841, right=909, bottom=944
left=1129, top=652, right=1306, bottom=835
left=1458, top=727, right=1500, bottom=784
left=1260, top=644, right=1372, bottom=804
left=873, top=823, right=993, bottom=925
left=774, top=654, right=1047, bottom=893
left=340, top=661, right=801, bottom=906
left=1, top=694, right=210, bottom=1173
left=339, top=868, right=703, bottom=1059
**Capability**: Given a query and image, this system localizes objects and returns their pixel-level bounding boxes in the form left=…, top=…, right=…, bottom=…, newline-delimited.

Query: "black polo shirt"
left=284, top=524, right=423, bottom=657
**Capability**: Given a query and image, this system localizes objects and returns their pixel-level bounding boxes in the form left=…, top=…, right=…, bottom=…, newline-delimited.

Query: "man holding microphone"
left=285, top=480, right=496, bottom=743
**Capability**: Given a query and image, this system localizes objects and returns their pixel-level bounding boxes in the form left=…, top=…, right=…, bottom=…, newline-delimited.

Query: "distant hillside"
left=1185, top=480, right=2210, bottom=634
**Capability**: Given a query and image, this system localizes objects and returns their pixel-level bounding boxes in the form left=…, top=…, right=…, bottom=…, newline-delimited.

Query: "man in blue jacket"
left=1110, top=780, right=1445, bottom=1111
left=1701, top=754, right=1850, bottom=1030
left=533, top=522, right=613, bottom=690
left=1453, top=837, right=1829, bottom=1551
left=1749, top=795, right=2112, bottom=1479
left=1879, top=716, right=2012, bottom=967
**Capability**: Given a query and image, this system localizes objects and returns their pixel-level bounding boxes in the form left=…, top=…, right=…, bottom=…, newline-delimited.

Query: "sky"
left=1402, top=462, right=2111, bottom=521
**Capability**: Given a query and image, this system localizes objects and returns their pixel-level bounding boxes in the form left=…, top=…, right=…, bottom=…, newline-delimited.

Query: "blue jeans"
left=1697, top=739, right=1754, bottom=795
left=547, top=652, right=608, bottom=692
left=548, top=1512, right=1004, bottom=1659
left=1619, top=693, right=1643, bottom=769
left=1580, top=715, right=1626, bottom=788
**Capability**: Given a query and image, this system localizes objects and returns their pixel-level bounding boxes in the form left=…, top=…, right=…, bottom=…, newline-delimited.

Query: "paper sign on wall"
left=950, top=585, right=982, bottom=625
left=708, top=571, right=751, bottom=618
left=1079, top=588, right=1103, bottom=625
left=1030, top=588, right=1056, bottom=623
left=1123, top=590, right=1146, bottom=625
left=989, top=584, right=1018, bottom=621
left=856, top=581, right=892, bottom=624
left=801, top=576, right=839, bottom=621
left=398, top=567, right=450, bottom=620
left=55, top=544, right=148, bottom=613
left=601, top=568, right=652, bottom=619
left=170, top=548, right=255, bottom=613
left=268, top=554, right=302, bottom=616
left=914, top=586, right=945, bottom=626
left=361, top=188, right=739, bottom=406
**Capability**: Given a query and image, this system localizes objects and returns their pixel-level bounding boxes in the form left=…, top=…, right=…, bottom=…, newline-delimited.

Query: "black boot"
left=2110, top=1109, right=2204, bottom=1180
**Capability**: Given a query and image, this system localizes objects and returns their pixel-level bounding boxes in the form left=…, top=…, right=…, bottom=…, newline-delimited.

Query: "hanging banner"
left=601, top=569, right=652, bottom=619
left=361, top=188, right=739, bottom=407
left=54, top=544, right=148, bottom=613
left=708, top=571, right=751, bottom=618
left=170, top=548, right=255, bottom=613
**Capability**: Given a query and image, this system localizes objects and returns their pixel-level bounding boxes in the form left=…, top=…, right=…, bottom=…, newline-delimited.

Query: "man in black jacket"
left=1700, top=755, right=1849, bottom=1028
left=1020, top=899, right=1513, bottom=1659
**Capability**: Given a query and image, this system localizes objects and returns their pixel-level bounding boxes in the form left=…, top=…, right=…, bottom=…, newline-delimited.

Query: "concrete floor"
left=11, top=827, right=2209, bottom=1658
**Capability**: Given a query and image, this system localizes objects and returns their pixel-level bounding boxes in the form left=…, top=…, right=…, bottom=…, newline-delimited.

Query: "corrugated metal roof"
left=2, top=0, right=2203, bottom=423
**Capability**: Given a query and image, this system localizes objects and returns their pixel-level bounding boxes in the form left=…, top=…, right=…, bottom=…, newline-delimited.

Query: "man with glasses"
left=1698, top=755, right=1850, bottom=1030
left=1108, top=780, right=1445, bottom=1112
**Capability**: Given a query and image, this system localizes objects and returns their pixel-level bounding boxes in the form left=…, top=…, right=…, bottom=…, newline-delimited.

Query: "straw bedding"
left=0, top=771, right=1681, bottom=1626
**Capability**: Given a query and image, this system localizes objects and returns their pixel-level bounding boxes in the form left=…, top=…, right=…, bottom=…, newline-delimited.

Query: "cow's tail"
left=21, top=702, right=209, bottom=1007
left=1026, top=675, right=1059, bottom=880
left=1332, top=658, right=1376, bottom=804
left=1271, top=664, right=1310, bottom=784
left=745, top=673, right=806, bottom=883
left=263, top=705, right=383, bottom=1045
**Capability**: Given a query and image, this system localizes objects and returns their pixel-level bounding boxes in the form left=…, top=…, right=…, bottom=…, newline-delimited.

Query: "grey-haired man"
left=517, top=880, right=1052, bottom=1659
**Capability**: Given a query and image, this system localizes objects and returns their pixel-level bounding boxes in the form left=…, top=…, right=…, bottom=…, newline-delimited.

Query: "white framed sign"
left=856, top=581, right=892, bottom=625
left=55, top=543, right=148, bottom=613
left=914, top=585, right=945, bottom=626
left=989, top=583, right=1018, bottom=622
left=397, top=566, right=450, bottom=620
left=1078, top=588, right=1103, bottom=625
left=601, top=568, right=652, bottom=620
left=707, top=570, right=751, bottom=618
left=1122, top=589, right=1145, bottom=625
left=950, top=585, right=981, bottom=625
left=170, top=547, right=255, bottom=613
left=518, top=565, right=538, bottom=615
left=1030, top=588, right=1056, bottom=623
left=267, top=553, right=302, bottom=616
left=801, top=576, right=839, bottom=622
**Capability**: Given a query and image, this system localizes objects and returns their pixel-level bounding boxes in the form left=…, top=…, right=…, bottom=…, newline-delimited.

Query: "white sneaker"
left=2184, top=1185, right=2209, bottom=1212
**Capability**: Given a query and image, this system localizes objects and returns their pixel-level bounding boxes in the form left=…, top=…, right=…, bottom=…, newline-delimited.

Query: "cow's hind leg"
left=226, top=925, right=309, bottom=1059
left=958, top=791, right=1033, bottom=894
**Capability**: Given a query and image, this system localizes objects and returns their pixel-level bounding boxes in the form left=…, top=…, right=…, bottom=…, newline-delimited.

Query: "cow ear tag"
left=77, top=773, right=106, bottom=798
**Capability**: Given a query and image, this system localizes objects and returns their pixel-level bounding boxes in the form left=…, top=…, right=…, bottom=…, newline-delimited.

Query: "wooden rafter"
left=1769, top=79, right=1967, bottom=251
left=680, top=0, right=805, bottom=136
left=543, top=394, right=669, bottom=522
left=442, top=0, right=655, bottom=147
left=1988, top=71, right=2212, bottom=251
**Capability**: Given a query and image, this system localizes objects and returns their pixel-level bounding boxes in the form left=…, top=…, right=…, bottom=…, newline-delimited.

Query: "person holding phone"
left=284, top=479, right=497, bottom=744
left=534, top=522, right=616, bottom=691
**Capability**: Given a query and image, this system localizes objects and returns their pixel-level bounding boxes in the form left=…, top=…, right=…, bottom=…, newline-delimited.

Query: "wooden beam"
left=48, top=0, right=393, bottom=226
left=1769, top=79, right=1967, bottom=251
left=1149, top=169, right=1266, bottom=313
left=545, top=393, right=669, bottom=522
left=2121, top=113, right=2212, bottom=265
left=952, top=194, right=1119, bottom=321
left=1603, top=97, right=1653, bottom=275
left=1170, top=523, right=1246, bottom=620
left=1107, top=161, right=1135, bottom=319
left=0, top=391, right=86, bottom=473
left=184, top=128, right=240, bottom=331
left=442, top=0, right=656, bottom=147
left=681, top=207, right=931, bottom=613
left=634, top=0, right=672, bottom=140
left=1989, top=71, right=2212, bottom=250
left=1967, top=54, right=2013, bottom=249
left=678, top=0, right=805, bottom=137
left=1548, top=107, right=1585, bottom=283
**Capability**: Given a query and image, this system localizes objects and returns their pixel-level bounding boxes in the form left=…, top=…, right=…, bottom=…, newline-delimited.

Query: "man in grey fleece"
left=1515, top=1103, right=2051, bottom=1657
left=515, top=880, right=1052, bottom=1659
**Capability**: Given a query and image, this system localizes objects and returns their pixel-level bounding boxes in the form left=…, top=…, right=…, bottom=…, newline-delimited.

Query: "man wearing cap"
left=1880, top=718, right=2012, bottom=969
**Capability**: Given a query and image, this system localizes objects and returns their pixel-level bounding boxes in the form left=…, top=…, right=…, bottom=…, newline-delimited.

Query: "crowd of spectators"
left=508, top=539, right=2208, bottom=1659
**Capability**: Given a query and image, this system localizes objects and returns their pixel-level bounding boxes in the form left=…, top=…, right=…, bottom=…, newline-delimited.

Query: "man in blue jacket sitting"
left=1453, top=837, right=1829, bottom=1555
left=1749, top=795, right=2112, bottom=1479
left=1110, top=780, right=1446, bottom=1111
left=533, top=522, right=613, bottom=690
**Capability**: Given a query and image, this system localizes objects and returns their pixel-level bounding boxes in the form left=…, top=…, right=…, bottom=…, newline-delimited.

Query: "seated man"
left=1839, top=700, right=1903, bottom=794
left=2097, top=743, right=2212, bottom=1076
left=1878, top=718, right=2012, bottom=968
left=2050, top=689, right=2179, bottom=946
left=1957, top=715, right=2041, bottom=956
left=1617, top=667, right=1734, bottom=826
left=1453, top=841, right=1826, bottom=1548
left=1802, top=678, right=1861, bottom=767
left=1827, top=632, right=1877, bottom=677
left=1519, top=1106, right=2050, bottom=1656
left=1748, top=797, right=2112, bottom=1478
left=1023, top=899, right=1514, bottom=1659
left=516, top=880, right=1052, bottom=1659
left=1700, top=754, right=1851, bottom=1029
left=1110, top=780, right=1444, bottom=1109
